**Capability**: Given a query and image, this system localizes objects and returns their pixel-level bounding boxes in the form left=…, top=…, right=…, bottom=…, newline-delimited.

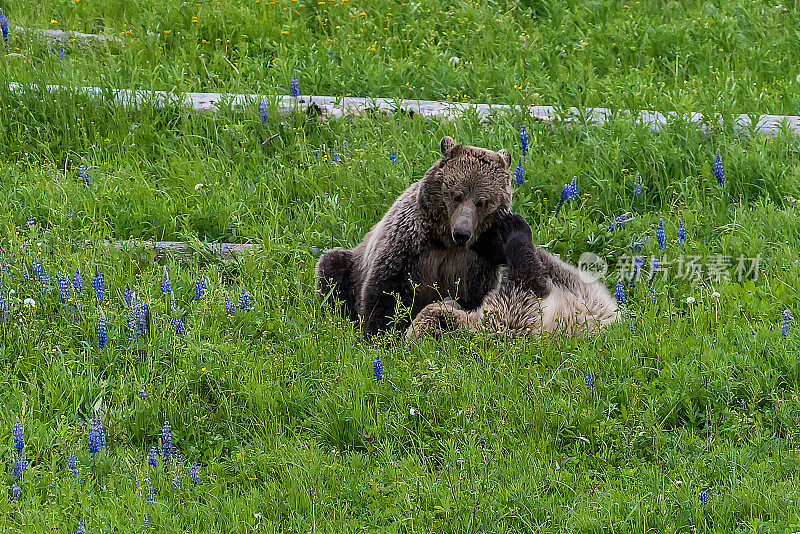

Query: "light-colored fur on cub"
left=407, top=231, right=620, bottom=339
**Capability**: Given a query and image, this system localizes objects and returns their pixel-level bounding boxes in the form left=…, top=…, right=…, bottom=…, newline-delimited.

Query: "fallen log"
left=13, top=26, right=126, bottom=45
left=8, top=83, right=800, bottom=137
left=104, top=240, right=259, bottom=261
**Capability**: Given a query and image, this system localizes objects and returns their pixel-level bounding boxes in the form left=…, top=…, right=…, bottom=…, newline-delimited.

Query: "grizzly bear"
left=315, top=136, right=512, bottom=335
left=407, top=213, right=621, bottom=338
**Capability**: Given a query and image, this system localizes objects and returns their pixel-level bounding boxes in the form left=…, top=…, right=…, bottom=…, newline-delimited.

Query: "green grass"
left=1, top=0, right=800, bottom=532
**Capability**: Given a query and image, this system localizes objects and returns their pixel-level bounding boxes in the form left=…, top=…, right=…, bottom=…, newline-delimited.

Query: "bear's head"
left=419, top=136, right=512, bottom=247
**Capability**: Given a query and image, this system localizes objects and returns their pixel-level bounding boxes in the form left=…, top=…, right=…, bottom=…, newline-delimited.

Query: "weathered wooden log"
left=104, top=240, right=260, bottom=261
left=13, top=26, right=126, bottom=45
left=9, top=83, right=800, bottom=137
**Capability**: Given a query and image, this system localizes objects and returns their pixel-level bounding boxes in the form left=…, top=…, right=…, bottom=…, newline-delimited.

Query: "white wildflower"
left=23, top=298, right=36, bottom=307
left=686, top=297, right=696, bottom=304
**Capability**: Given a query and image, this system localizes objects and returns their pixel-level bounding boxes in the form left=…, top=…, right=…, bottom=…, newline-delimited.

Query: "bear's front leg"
left=406, top=300, right=470, bottom=339
left=361, top=268, right=415, bottom=336
left=469, top=216, right=508, bottom=266
left=498, top=213, right=550, bottom=298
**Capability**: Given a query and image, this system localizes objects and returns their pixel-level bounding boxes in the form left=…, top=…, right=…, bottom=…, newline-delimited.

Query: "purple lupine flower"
left=239, top=289, right=250, bottom=310
left=39, top=274, right=51, bottom=293
left=136, top=301, right=148, bottom=339
left=13, top=458, right=29, bottom=482
left=782, top=310, right=791, bottom=338
left=0, top=299, right=7, bottom=323
left=567, top=176, right=578, bottom=200
left=161, top=269, right=171, bottom=294
left=514, top=160, right=525, bottom=185
left=189, top=462, right=199, bottom=487
left=389, top=149, right=397, bottom=164
left=172, top=470, right=182, bottom=491
left=519, top=125, right=529, bottom=156
left=332, top=146, right=339, bottom=163
left=97, top=313, right=107, bottom=349
left=193, top=274, right=207, bottom=301
left=74, top=268, right=83, bottom=295
left=124, top=283, right=133, bottom=306
left=58, top=272, right=70, bottom=302
left=656, top=219, right=666, bottom=249
left=0, top=9, right=9, bottom=43
left=173, top=448, right=183, bottom=466
left=25, top=216, right=35, bottom=226
left=77, top=517, right=85, bottom=534
left=633, top=173, right=642, bottom=196
left=162, top=421, right=173, bottom=461
left=606, top=214, right=627, bottom=231
left=11, top=484, right=20, bottom=503
left=126, top=304, right=136, bottom=339
left=649, top=258, right=660, bottom=285
left=143, top=476, right=154, bottom=502
left=143, top=515, right=149, bottom=529
left=677, top=220, right=686, bottom=243
left=171, top=317, right=185, bottom=335
left=148, top=446, right=157, bottom=467
left=23, top=264, right=30, bottom=280
left=225, top=296, right=235, bottom=315
left=615, top=280, right=625, bottom=303
left=585, top=370, right=594, bottom=390
left=699, top=490, right=708, bottom=505
left=290, top=71, right=299, bottom=97
left=554, top=177, right=578, bottom=216
left=92, top=266, right=104, bottom=303
left=629, top=256, right=644, bottom=285
left=139, top=382, right=146, bottom=400
left=373, top=352, right=383, bottom=382
left=554, top=183, right=570, bottom=216
left=67, top=452, right=78, bottom=480
left=13, top=418, right=24, bottom=455
left=88, top=416, right=105, bottom=455
left=79, top=165, right=88, bottom=188
left=259, top=100, right=269, bottom=127
left=713, top=154, right=724, bottom=186
left=127, top=298, right=148, bottom=340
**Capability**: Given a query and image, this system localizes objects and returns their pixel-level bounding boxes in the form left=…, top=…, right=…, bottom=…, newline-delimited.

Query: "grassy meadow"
left=1, top=0, right=800, bottom=532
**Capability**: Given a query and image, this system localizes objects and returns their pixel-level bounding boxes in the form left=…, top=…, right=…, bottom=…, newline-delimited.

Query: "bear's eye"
left=453, top=193, right=463, bottom=203
left=475, top=200, right=484, bottom=208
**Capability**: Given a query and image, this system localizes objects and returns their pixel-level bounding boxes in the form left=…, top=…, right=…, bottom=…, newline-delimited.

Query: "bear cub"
left=407, top=213, right=621, bottom=339
left=315, top=136, right=512, bottom=335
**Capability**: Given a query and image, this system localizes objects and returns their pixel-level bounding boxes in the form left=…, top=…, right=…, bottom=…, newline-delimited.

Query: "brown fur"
left=407, top=214, right=621, bottom=339
left=315, top=136, right=512, bottom=335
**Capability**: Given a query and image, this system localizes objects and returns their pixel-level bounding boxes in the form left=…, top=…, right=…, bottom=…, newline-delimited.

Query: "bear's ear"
left=440, top=136, right=456, bottom=157
left=497, top=149, right=511, bottom=169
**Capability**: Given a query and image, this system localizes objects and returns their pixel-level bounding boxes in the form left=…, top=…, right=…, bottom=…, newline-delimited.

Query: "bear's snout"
left=451, top=203, right=476, bottom=245
left=452, top=228, right=471, bottom=245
